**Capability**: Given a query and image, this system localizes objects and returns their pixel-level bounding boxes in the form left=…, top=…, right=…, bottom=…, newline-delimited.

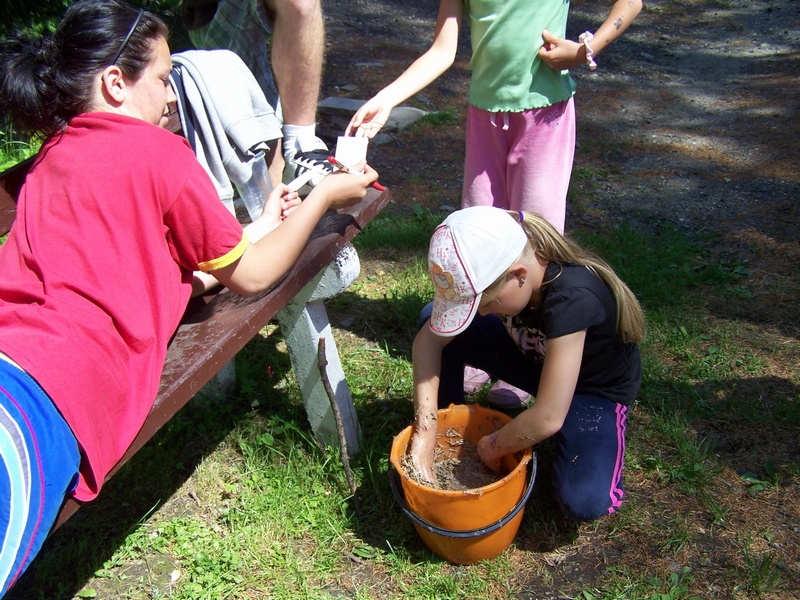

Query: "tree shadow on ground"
left=5, top=329, right=296, bottom=600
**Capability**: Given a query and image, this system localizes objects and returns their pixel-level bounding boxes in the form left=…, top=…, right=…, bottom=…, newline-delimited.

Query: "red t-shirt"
left=0, top=113, right=246, bottom=501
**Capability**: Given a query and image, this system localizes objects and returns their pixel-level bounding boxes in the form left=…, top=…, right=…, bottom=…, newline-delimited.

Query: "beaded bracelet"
left=578, top=31, right=597, bottom=70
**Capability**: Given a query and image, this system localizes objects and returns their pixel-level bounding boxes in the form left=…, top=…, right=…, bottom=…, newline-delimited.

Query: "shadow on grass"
left=639, top=373, right=800, bottom=482
left=5, top=326, right=296, bottom=600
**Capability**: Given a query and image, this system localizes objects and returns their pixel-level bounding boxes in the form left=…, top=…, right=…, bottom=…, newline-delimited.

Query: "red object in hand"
left=327, top=156, right=386, bottom=192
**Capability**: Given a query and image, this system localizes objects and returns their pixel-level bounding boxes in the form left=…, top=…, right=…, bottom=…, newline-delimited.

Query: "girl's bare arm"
left=408, top=322, right=453, bottom=484
left=477, top=330, right=587, bottom=470
left=538, top=0, right=643, bottom=71
left=346, top=0, right=464, bottom=138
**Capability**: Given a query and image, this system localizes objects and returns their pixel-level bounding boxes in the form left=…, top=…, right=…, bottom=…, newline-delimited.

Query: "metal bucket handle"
left=389, top=452, right=537, bottom=539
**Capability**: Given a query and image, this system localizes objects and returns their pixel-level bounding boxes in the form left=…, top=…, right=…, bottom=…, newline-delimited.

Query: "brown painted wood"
left=0, top=159, right=391, bottom=529
left=0, top=157, right=31, bottom=235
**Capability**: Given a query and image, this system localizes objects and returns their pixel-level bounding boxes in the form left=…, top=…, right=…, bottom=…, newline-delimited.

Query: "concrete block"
left=318, top=97, right=427, bottom=133
left=276, top=249, right=361, bottom=454
left=308, top=243, right=360, bottom=302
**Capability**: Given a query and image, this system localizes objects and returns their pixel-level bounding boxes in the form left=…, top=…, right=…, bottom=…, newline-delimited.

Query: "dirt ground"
left=318, top=0, right=800, bottom=596
left=320, top=0, right=799, bottom=338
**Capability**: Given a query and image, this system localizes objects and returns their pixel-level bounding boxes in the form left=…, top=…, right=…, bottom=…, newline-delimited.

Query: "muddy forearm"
left=410, top=325, right=450, bottom=479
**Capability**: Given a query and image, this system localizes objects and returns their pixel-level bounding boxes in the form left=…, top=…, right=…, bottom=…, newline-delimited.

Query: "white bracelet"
left=578, top=31, right=597, bottom=70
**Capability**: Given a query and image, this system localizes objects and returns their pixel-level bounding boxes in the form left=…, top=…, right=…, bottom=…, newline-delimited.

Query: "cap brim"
left=429, top=291, right=483, bottom=337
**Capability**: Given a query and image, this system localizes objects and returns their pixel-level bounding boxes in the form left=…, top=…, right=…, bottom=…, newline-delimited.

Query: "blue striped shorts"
left=0, top=358, right=80, bottom=594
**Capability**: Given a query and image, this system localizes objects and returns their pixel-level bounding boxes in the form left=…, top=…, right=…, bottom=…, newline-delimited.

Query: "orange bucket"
left=389, top=404, right=536, bottom=564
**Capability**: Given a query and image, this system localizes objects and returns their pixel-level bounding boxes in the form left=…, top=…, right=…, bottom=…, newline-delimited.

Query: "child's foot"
left=463, top=366, right=491, bottom=393
left=488, top=380, right=531, bottom=409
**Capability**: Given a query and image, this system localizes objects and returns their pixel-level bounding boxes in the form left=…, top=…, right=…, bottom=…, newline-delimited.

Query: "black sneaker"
left=283, top=138, right=334, bottom=187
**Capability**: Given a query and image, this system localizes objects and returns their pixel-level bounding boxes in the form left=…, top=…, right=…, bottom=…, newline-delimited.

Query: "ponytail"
left=0, top=33, right=59, bottom=138
left=0, top=0, right=168, bottom=138
left=484, top=211, right=646, bottom=343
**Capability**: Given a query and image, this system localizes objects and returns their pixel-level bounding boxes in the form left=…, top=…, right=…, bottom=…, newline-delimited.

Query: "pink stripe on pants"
left=608, top=402, right=628, bottom=513
left=462, top=98, right=576, bottom=234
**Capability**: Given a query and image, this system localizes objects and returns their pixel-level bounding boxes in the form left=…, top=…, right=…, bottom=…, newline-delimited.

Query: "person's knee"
left=418, top=302, right=433, bottom=332
left=268, top=0, right=320, bottom=21
left=554, top=482, right=620, bottom=522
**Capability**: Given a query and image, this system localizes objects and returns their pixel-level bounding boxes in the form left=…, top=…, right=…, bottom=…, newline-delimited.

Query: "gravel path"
left=321, top=0, right=800, bottom=336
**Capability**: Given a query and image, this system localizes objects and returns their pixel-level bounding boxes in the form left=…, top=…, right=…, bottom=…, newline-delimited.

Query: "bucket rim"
left=389, top=404, right=533, bottom=497
left=389, top=452, right=537, bottom=539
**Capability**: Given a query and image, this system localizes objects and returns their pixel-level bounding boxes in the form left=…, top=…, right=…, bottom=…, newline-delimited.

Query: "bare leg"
left=265, top=0, right=324, bottom=128
left=264, top=138, right=285, bottom=187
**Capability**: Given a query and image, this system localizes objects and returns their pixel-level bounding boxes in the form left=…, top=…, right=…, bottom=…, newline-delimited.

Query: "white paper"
left=335, top=136, right=369, bottom=172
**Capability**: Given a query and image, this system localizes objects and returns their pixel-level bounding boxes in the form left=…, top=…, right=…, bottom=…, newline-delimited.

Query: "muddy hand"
left=409, top=420, right=439, bottom=485
left=477, top=433, right=503, bottom=473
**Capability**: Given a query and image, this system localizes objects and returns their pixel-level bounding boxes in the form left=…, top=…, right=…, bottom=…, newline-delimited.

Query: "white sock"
left=282, top=124, right=324, bottom=158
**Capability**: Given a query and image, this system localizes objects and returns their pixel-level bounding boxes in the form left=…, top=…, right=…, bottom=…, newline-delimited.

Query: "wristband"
left=578, top=31, right=597, bottom=70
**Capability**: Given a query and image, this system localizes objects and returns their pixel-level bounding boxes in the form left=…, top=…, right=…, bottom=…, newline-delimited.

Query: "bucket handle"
left=389, top=453, right=538, bottom=539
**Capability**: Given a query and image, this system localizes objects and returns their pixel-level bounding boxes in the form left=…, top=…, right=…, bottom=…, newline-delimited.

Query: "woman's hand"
left=260, top=183, right=300, bottom=224
left=310, top=162, right=380, bottom=210
left=251, top=183, right=290, bottom=235
left=279, top=188, right=302, bottom=219
left=345, top=97, right=393, bottom=138
left=477, top=432, right=504, bottom=473
left=537, top=29, right=587, bottom=71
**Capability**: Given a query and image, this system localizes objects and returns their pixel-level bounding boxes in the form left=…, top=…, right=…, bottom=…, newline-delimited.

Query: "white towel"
left=170, top=49, right=282, bottom=207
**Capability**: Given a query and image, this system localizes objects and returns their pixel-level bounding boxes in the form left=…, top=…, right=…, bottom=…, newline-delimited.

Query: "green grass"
left=0, top=125, right=38, bottom=172
left=409, top=110, right=459, bottom=131
left=4, top=210, right=797, bottom=598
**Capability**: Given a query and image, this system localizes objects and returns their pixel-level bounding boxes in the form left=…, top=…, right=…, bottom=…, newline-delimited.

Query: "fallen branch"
left=317, top=337, right=359, bottom=505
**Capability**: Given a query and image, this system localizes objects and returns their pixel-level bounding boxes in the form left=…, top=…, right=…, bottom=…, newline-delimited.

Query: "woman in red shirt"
left=0, top=0, right=378, bottom=593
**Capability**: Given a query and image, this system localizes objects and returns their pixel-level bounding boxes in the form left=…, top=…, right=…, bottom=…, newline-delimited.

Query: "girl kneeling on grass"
left=411, top=206, right=645, bottom=521
left=0, top=0, right=377, bottom=593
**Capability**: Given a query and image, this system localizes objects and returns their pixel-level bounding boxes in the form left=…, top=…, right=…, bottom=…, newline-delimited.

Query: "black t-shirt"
left=502, top=263, right=641, bottom=406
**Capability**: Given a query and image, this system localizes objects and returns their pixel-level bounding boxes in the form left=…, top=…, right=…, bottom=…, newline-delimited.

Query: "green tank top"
left=465, top=0, right=577, bottom=112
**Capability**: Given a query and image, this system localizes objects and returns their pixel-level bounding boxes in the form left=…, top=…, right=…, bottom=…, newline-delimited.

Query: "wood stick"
left=317, top=337, right=359, bottom=502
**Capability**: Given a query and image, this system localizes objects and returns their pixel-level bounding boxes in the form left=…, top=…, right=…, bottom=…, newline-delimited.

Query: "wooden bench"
left=0, top=156, right=391, bottom=528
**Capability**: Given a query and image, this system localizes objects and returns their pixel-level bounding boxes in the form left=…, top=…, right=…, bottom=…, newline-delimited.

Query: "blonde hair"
left=481, top=211, right=646, bottom=344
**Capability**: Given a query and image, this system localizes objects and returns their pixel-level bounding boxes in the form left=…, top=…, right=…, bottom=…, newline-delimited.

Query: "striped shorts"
left=0, top=358, right=80, bottom=594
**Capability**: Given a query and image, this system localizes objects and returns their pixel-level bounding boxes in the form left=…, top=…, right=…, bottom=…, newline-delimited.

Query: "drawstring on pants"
left=490, top=111, right=509, bottom=131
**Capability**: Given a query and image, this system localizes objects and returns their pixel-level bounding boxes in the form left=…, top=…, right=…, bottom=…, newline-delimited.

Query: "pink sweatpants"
left=462, top=98, right=576, bottom=234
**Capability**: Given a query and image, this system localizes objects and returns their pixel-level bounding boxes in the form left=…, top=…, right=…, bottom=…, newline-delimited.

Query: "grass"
left=2, top=0, right=798, bottom=591
left=2, top=129, right=797, bottom=597
left=0, top=125, right=38, bottom=171
left=3, top=203, right=797, bottom=599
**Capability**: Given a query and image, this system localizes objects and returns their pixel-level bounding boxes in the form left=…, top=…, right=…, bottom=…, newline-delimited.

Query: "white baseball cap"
left=428, top=207, right=528, bottom=336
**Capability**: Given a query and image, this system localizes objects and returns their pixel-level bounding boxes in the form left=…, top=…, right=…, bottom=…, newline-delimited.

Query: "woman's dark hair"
left=0, top=0, right=169, bottom=138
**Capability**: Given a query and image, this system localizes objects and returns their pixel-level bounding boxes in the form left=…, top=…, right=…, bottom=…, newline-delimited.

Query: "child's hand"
left=409, top=418, right=439, bottom=486
left=345, top=97, right=392, bottom=138
left=411, top=453, right=438, bottom=486
left=538, top=29, right=587, bottom=71
left=477, top=432, right=503, bottom=473
left=409, top=400, right=440, bottom=485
